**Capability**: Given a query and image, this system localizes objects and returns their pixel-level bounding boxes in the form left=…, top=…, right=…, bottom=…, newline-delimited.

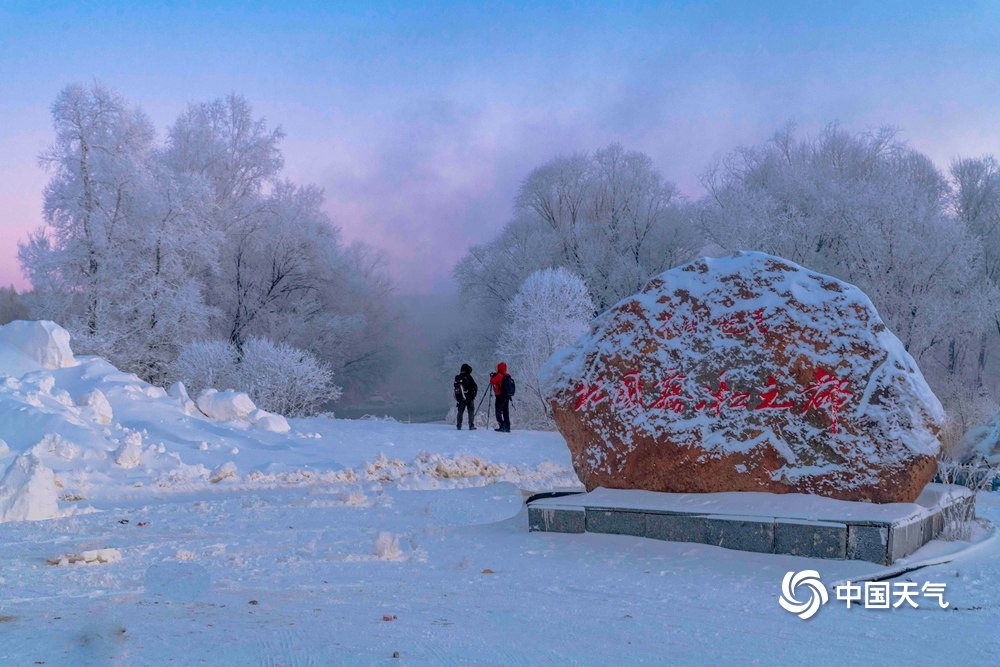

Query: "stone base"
left=527, top=484, right=974, bottom=565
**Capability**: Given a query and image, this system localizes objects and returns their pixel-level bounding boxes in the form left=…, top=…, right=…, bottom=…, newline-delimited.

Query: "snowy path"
left=1, top=469, right=999, bottom=665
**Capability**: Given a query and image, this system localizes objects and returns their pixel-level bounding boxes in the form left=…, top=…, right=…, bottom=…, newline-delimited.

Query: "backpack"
left=501, top=373, right=516, bottom=398
left=454, top=374, right=476, bottom=402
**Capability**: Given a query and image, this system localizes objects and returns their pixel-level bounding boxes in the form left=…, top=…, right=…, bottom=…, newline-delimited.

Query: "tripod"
left=474, top=389, right=492, bottom=430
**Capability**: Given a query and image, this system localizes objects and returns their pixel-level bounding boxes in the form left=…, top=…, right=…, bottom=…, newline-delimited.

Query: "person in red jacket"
left=489, top=361, right=512, bottom=432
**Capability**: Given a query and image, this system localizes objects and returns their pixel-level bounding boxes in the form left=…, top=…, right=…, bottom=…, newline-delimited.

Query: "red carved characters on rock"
left=613, top=372, right=644, bottom=410
left=755, top=375, right=795, bottom=411
left=574, top=380, right=607, bottom=411
left=799, top=367, right=853, bottom=434
left=650, top=371, right=686, bottom=413
left=573, top=367, right=851, bottom=434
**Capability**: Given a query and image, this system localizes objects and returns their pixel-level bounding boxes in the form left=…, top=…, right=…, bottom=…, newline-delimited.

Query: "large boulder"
left=540, top=252, right=943, bottom=503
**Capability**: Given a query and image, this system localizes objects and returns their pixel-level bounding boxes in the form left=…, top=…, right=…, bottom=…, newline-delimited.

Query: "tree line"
left=13, top=84, right=1000, bottom=440
left=452, top=127, right=1000, bottom=449
left=16, top=82, right=398, bottom=415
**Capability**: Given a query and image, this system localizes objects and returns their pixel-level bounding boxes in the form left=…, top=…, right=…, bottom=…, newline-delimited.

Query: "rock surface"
left=539, top=252, right=943, bottom=503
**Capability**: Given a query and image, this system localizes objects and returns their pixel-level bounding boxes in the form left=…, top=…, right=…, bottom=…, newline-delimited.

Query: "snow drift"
left=0, top=320, right=579, bottom=523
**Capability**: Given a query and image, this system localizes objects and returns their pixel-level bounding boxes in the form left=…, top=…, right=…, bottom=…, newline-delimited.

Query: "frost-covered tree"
left=20, top=83, right=398, bottom=409
left=162, top=95, right=286, bottom=348
left=516, top=144, right=694, bottom=311
left=952, top=156, right=1000, bottom=339
left=19, top=82, right=212, bottom=383
left=948, top=155, right=1000, bottom=436
left=162, top=96, right=399, bottom=400
left=162, top=94, right=284, bottom=221
left=21, top=82, right=153, bottom=336
left=701, top=124, right=998, bottom=423
left=496, top=267, right=594, bottom=428
left=451, top=144, right=701, bottom=385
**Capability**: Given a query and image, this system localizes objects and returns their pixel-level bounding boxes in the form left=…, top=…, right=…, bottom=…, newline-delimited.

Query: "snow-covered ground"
left=1, top=321, right=999, bottom=665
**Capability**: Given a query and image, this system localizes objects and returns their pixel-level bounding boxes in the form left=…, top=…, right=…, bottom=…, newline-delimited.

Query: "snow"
left=0, top=454, right=61, bottom=522
left=248, top=408, right=291, bottom=433
left=537, top=484, right=970, bottom=524
left=196, top=388, right=257, bottom=421
left=960, top=412, right=1000, bottom=461
left=0, top=320, right=999, bottom=663
left=0, top=320, right=77, bottom=376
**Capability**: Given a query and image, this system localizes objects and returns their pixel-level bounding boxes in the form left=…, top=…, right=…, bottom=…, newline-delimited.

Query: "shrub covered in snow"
left=174, top=340, right=236, bottom=392
left=176, top=337, right=341, bottom=416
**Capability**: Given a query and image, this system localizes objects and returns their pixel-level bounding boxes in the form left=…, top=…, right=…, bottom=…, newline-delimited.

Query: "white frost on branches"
left=498, top=268, right=594, bottom=428
left=19, top=82, right=398, bottom=411
left=176, top=337, right=341, bottom=417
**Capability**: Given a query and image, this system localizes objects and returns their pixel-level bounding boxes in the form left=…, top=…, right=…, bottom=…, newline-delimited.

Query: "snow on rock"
left=0, top=320, right=77, bottom=377
left=0, top=439, right=9, bottom=456
left=0, top=453, right=61, bottom=522
left=76, top=389, right=113, bottom=425
left=196, top=388, right=257, bottom=421
left=249, top=408, right=291, bottom=433
left=540, top=251, right=943, bottom=503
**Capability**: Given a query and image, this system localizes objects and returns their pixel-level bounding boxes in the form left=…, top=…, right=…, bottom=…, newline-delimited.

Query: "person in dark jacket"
left=454, top=363, right=478, bottom=430
left=489, top=361, right=512, bottom=432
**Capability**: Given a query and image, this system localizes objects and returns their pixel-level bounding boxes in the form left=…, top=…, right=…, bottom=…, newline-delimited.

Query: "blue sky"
left=2, top=1, right=1000, bottom=292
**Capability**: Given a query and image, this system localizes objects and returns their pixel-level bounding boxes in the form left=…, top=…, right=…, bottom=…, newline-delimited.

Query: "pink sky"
left=3, top=3, right=1000, bottom=295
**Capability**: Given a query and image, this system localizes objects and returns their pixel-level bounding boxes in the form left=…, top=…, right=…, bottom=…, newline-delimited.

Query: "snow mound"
left=0, top=453, right=62, bottom=522
left=374, top=531, right=404, bottom=561
left=114, top=432, right=144, bottom=468
left=169, top=381, right=198, bottom=415
left=76, top=389, right=113, bottom=424
left=0, top=320, right=577, bottom=524
left=197, top=388, right=257, bottom=421
left=249, top=408, right=291, bottom=433
left=0, top=320, right=77, bottom=377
